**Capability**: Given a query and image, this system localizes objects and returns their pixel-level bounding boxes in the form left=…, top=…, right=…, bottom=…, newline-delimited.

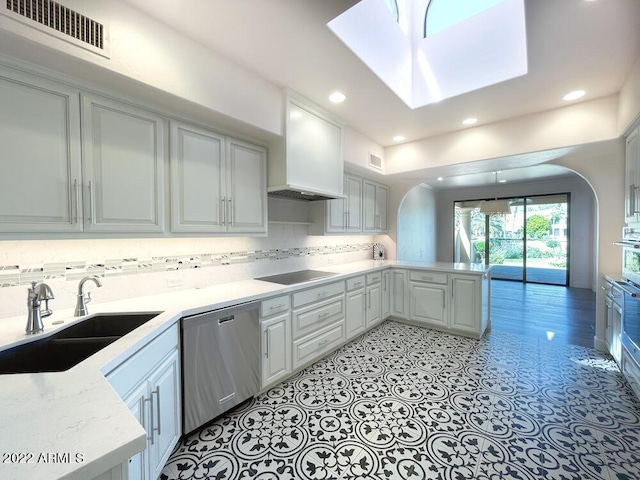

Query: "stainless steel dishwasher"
left=181, top=301, right=260, bottom=434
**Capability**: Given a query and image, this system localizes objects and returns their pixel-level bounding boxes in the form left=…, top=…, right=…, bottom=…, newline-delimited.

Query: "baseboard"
left=593, top=336, right=609, bottom=353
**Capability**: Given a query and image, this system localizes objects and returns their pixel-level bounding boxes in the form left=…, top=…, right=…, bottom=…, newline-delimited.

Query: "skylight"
left=424, top=0, right=507, bottom=37
left=327, top=0, right=528, bottom=109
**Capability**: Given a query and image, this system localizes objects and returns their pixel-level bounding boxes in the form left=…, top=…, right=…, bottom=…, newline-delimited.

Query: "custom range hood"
left=268, top=91, right=346, bottom=201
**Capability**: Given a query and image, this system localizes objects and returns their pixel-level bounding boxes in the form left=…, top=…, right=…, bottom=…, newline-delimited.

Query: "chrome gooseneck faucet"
left=25, top=282, right=54, bottom=334
left=74, top=275, right=103, bottom=317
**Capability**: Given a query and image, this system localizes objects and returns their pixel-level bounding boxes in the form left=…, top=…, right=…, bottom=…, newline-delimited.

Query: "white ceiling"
left=123, top=0, right=640, bottom=186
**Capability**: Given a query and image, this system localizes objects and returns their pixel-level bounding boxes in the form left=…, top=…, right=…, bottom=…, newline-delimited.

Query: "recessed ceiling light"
left=329, top=91, right=346, bottom=103
left=462, top=117, right=478, bottom=126
left=563, top=90, right=585, bottom=101
left=393, top=135, right=405, bottom=142
left=437, top=177, right=444, bottom=181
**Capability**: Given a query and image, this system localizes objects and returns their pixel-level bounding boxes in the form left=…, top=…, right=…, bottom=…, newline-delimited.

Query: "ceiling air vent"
left=2, top=0, right=109, bottom=57
left=369, top=153, right=383, bottom=171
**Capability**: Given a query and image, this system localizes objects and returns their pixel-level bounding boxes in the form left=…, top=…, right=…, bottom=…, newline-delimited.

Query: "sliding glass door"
left=454, top=194, right=569, bottom=286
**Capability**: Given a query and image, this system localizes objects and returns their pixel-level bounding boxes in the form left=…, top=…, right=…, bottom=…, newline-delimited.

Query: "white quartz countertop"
left=0, top=260, right=489, bottom=479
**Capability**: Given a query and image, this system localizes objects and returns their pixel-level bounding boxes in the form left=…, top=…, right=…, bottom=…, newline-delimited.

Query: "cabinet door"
left=366, top=284, right=382, bottom=327
left=450, top=275, right=479, bottom=334
left=391, top=270, right=408, bottom=319
left=227, top=138, right=267, bottom=233
left=261, top=313, right=291, bottom=388
left=382, top=271, right=391, bottom=319
left=82, top=94, right=165, bottom=232
left=346, top=174, right=362, bottom=232
left=410, top=282, right=447, bottom=327
left=326, top=195, right=346, bottom=232
left=626, top=128, right=640, bottom=223
left=376, top=184, right=388, bottom=231
left=0, top=69, right=82, bottom=232
left=346, top=289, right=366, bottom=339
left=147, top=351, right=181, bottom=480
left=170, top=121, right=225, bottom=233
left=363, top=180, right=377, bottom=232
left=123, top=382, right=148, bottom=480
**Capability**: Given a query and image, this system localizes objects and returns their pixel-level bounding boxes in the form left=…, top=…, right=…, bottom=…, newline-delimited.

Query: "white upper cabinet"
left=0, top=68, right=82, bottom=233
left=326, top=174, right=362, bottom=233
left=625, top=126, right=640, bottom=224
left=170, top=122, right=225, bottom=233
left=226, top=138, right=267, bottom=233
left=363, top=179, right=389, bottom=233
left=81, top=94, right=165, bottom=233
left=170, top=121, right=267, bottom=234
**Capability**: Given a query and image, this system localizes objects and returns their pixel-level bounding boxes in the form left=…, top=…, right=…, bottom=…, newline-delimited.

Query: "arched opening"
left=397, top=183, right=437, bottom=261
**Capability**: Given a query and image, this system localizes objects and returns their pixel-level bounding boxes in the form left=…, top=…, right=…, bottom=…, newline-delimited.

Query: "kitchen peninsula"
left=0, top=260, right=490, bottom=480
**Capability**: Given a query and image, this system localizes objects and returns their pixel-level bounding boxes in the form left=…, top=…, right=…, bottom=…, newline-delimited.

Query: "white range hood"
left=268, top=91, right=346, bottom=201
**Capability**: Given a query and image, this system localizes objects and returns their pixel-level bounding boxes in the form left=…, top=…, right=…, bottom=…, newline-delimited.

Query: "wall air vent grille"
left=3, top=0, right=108, bottom=55
left=369, top=153, right=383, bottom=171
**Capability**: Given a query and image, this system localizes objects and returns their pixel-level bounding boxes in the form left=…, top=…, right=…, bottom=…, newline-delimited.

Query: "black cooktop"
left=255, top=269, right=337, bottom=285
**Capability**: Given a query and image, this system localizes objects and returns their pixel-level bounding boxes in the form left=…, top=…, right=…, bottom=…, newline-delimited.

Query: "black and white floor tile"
left=160, top=321, right=640, bottom=480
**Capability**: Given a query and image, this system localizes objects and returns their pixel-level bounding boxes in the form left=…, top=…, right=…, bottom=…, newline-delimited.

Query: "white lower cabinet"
left=407, top=270, right=489, bottom=338
left=382, top=270, right=391, bottom=319
left=345, top=276, right=366, bottom=340
left=291, top=281, right=345, bottom=369
left=260, top=309, right=291, bottom=389
left=390, top=270, right=408, bottom=319
left=106, top=325, right=181, bottom=480
left=410, top=281, right=447, bottom=327
left=622, top=346, right=640, bottom=400
left=366, top=272, right=382, bottom=327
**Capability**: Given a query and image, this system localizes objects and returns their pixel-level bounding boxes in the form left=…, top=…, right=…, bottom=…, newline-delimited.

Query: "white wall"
left=435, top=175, right=596, bottom=289
left=619, top=55, right=640, bottom=135
left=397, top=185, right=437, bottom=261
left=385, top=95, right=619, bottom=175
left=0, top=0, right=283, bottom=138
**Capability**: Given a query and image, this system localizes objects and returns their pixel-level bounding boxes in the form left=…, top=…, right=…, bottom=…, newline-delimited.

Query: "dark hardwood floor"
left=489, top=279, right=596, bottom=348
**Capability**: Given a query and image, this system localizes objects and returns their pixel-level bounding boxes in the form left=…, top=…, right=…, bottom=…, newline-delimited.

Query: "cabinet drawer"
left=293, top=297, right=344, bottom=339
left=346, top=276, right=365, bottom=291
left=366, top=272, right=381, bottom=285
left=106, top=323, right=179, bottom=398
left=623, top=347, right=640, bottom=399
left=293, top=281, right=345, bottom=308
left=409, top=270, right=447, bottom=284
left=260, top=295, right=290, bottom=317
left=293, top=321, right=344, bottom=369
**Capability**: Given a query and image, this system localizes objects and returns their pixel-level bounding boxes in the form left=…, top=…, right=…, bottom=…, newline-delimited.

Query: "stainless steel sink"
left=0, top=312, right=160, bottom=374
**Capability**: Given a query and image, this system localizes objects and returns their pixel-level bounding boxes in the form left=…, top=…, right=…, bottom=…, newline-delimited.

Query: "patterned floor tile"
left=160, top=320, right=640, bottom=480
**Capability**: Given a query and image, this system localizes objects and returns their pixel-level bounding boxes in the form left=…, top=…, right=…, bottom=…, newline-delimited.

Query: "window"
left=381, top=0, right=399, bottom=22
left=424, top=0, right=506, bottom=37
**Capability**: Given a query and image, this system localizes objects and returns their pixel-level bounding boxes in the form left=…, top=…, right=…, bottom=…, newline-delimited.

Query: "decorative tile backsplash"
left=0, top=243, right=374, bottom=288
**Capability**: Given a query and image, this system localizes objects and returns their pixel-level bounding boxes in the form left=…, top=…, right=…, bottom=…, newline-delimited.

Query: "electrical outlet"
left=167, top=277, right=184, bottom=288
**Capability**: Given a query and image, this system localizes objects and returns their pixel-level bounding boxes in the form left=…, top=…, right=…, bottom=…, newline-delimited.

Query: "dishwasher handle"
left=218, top=315, right=235, bottom=324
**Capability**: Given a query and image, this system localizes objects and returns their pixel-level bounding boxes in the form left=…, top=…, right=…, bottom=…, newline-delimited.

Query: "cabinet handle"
left=375, top=213, right=380, bottom=229
left=384, top=276, right=387, bottom=292
left=264, top=330, right=269, bottom=358
left=221, top=197, right=227, bottom=226
left=422, top=276, right=432, bottom=282
left=143, top=395, right=153, bottom=444
left=318, top=339, right=329, bottom=348
left=317, top=291, right=328, bottom=298
left=353, top=282, right=362, bottom=287
left=228, top=197, right=233, bottom=227
left=152, top=386, right=161, bottom=437
left=220, top=198, right=225, bottom=226
left=368, top=291, right=371, bottom=309
left=270, top=303, right=285, bottom=310
left=88, top=181, right=95, bottom=223
left=634, top=185, right=640, bottom=215
left=73, top=179, right=79, bottom=224
left=318, top=312, right=330, bottom=319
